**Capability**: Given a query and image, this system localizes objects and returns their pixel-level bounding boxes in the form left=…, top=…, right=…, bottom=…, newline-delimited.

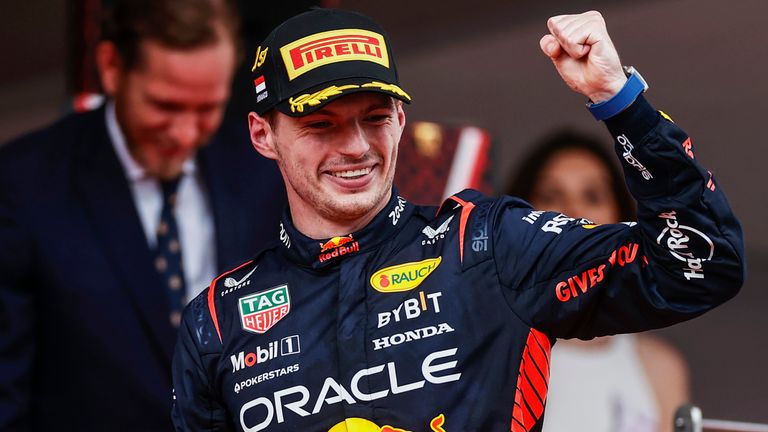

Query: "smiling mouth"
left=330, top=167, right=372, bottom=179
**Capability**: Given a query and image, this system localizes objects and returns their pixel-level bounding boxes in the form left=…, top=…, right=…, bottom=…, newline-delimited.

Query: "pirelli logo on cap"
left=280, top=29, right=389, bottom=80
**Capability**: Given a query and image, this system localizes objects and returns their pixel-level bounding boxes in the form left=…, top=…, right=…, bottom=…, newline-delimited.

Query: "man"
left=172, top=8, right=744, bottom=432
left=0, top=0, right=285, bottom=430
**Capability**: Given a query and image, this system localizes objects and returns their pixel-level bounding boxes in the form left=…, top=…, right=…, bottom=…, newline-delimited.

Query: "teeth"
left=331, top=167, right=371, bottom=178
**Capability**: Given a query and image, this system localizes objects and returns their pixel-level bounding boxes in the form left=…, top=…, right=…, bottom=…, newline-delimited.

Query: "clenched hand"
left=540, top=11, right=627, bottom=103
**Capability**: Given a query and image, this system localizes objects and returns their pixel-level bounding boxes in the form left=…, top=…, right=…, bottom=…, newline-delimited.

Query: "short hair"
left=506, top=129, right=636, bottom=221
left=261, top=109, right=279, bottom=131
left=102, top=0, right=240, bottom=69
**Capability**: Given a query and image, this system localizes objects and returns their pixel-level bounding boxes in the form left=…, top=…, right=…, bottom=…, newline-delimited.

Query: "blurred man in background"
left=0, top=0, right=285, bottom=429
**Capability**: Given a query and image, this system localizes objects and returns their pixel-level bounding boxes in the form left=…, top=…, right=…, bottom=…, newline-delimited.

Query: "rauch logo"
left=370, top=257, right=442, bottom=293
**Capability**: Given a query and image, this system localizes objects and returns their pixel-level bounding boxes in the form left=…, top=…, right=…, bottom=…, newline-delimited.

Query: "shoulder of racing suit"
left=436, top=189, right=533, bottom=272
left=186, top=242, right=280, bottom=348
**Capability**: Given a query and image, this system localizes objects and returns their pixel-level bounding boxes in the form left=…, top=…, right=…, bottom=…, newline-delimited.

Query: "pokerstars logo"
left=318, top=234, right=360, bottom=263
left=238, top=285, right=290, bottom=334
left=370, top=257, right=442, bottom=293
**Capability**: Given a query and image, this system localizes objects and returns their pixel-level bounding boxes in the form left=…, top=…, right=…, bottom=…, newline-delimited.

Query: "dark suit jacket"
left=0, top=107, right=286, bottom=430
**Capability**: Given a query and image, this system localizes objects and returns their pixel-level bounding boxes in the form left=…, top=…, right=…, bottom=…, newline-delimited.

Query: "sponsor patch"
left=377, top=291, right=443, bottom=328
left=234, top=364, right=299, bottom=394
left=471, top=201, right=492, bottom=252
left=254, top=75, right=268, bottom=103
left=422, top=215, right=454, bottom=245
left=541, top=213, right=574, bottom=235
left=238, top=285, right=290, bottom=334
left=706, top=171, right=716, bottom=192
left=280, top=29, right=389, bottom=80
left=326, top=414, right=447, bottom=432
left=682, top=137, right=695, bottom=159
left=230, top=335, right=301, bottom=373
left=555, top=243, right=642, bottom=302
left=657, top=211, right=714, bottom=280
left=239, top=349, right=460, bottom=431
left=251, top=46, right=268, bottom=71
left=617, top=134, right=653, bottom=180
left=389, top=196, right=407, bottom=225
left=318, top=234, right=360, bottom=263
left=522, top=210, right=545, bottom=225
left=279, top=222, right=291, bottom=249
left=372, top=322, right=455, bottom=350
left=659, top=110, right=675, bottom=123
left=370, top=257, right=442, bottom=292
left=221, top=266, right=258, bottom=297
left=320, top=234, right=354, bottom=252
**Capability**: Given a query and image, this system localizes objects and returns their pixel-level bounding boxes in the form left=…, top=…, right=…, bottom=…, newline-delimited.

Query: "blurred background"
left=1, top=0, right=765, bottom=424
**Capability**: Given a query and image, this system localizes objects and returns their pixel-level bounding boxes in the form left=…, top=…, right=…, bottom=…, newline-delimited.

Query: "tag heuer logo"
left=238, top=285, right=290, bottom=334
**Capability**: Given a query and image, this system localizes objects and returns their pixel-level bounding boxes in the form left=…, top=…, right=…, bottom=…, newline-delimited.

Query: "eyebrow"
left=313, top=100, right=394, bottom=117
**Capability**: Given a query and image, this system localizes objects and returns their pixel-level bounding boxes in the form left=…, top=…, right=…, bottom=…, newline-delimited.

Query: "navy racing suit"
left=172, top=96, right=745, bottom=432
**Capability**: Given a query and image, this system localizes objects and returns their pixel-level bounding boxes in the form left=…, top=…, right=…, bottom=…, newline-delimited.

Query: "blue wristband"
left=587, top=66, right=649, bottom=121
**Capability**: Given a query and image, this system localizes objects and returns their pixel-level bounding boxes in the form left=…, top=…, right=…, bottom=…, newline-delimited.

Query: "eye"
left=197, top=103, right=221, bottom=115
left=366, top=113, right=390, bottom=123
left=584, top=187, right=611, bottom=206
left=305, top=120, right=333, bottom=130
left=152, top=100, right=184, bottom=113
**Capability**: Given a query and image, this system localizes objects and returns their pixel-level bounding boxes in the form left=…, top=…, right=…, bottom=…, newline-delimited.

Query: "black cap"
left=249, top=8, right=411, bottom=117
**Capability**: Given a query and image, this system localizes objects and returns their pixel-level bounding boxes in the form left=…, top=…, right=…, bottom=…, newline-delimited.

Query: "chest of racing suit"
left=172, top=96, right=745, bottom=432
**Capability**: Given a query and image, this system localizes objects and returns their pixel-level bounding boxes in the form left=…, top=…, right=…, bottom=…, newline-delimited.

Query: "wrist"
left=587, top=66, right=649, bottom=121
left=588, top=76, right=628, bottom=104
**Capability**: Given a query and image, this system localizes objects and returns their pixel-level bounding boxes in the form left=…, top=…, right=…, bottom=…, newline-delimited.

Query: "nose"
left=168, top=112, right=201, bottom=149
left=338, top=121, right=370, bottom=158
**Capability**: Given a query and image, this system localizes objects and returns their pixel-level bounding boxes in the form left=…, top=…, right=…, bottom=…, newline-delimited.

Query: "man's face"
left=259, top=93, right=405, bottom=228
left=100, top=38, right=236, bottom=180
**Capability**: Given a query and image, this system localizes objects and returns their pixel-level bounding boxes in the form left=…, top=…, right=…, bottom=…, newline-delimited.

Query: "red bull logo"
left=320, top=234, right=355, bottom=252
left=280, top=29, right=389, bottom=80
left=318, top=235, right=360, bottom=262
left=327, top=414, right=446, bottom=432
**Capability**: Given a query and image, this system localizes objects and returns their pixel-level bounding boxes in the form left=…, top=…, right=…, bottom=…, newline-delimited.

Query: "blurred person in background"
left=507, top=130, right=689, bottom=432
left=0, top=0, right=285, bottom=429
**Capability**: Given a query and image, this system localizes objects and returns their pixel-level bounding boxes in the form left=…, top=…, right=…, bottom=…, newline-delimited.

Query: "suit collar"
left=278, top=188, right=413, bottom=270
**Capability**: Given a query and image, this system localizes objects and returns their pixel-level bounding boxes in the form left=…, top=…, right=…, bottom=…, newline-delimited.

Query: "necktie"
left=155, top=177, right=186, bottom=327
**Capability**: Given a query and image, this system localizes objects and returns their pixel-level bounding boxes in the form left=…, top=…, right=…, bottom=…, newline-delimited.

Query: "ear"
left=96, top=41, right=123, bottom=96
left=396, top=100, right=406, bottom=132
left=394, top=100, right=407, bottom=142
left=248, top=112, right=278, bottom=160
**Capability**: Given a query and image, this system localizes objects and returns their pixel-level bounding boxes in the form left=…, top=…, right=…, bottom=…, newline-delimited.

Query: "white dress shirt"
left=106, top=102, right=217, bottom=301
